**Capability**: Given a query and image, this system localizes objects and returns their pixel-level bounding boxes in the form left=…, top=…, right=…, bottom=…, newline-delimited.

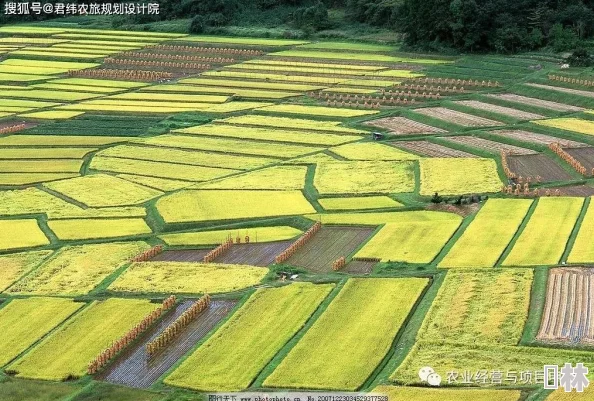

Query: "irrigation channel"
left=99, top=299, right=237, bottom=388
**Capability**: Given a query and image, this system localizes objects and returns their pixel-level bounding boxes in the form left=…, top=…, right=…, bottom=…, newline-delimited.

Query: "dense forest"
left=1, top=0, right=594, bottom=53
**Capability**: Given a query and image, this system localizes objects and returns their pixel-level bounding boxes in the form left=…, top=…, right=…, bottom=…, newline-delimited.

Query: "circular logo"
left=418, top=366, right=435, bottom=382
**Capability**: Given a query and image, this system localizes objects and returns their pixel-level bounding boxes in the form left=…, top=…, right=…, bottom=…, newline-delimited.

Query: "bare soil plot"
left=364, top=116, right=446, bottom=135
left=537, top=268, right=594, bottom=345
left=564, top=147, right=594, bottom=172
left=556, top=185, right=594, bottom=196
left=0, top=120, right=35, bottom=130
left=151, top=249, right=211, bottom=262
left=507, top=154, right=573, bottom=182
left=285, top=226, right=376, bottom=273
left=489, top=129, right=588, bottom=148
left=213, top=241, right=292, bottom=267
left=526, top=83, right=594, bottom=99
left=455, top=100, right=545, bottom=120
left=486, top=93, right=584, bottom=112
left=343, top=260, right=376, bottom=274
left=441, top=136, right=538, bottom=155
left=391, top=140, right=477, bottom=158
left=414, top=107, right=504, bottom=127
left=99, top=299, right=237, bottom=388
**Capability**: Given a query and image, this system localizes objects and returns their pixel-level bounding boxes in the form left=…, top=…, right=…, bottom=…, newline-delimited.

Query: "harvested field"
left=557, top=184, right=594, bottom=196
left=285, top=226, right=376, bottom=273
left=343, top=260, right=376, bottom=274
left=391, top=140, right=477, bottom=158
left=99, top=299, right=237, bottom=389
left=455, top=100, right=545, bottom=120
left=441, top=136, right=538, bottom=155
left=489, top=129, right=588, bottom=148
left=486, top=93, right=584, bottom=112
left=213, top=241, right=292, bottom=267
left=150, top=249, right=211, bottom=262
left=364, top=116, right=446, bottom=135
left=0, top=120, right=35, bottom=130
left=525, top=83, right=594, bottom=99
left=564, top=147, right=594, bottom=172
left=507, top=154, right=573, bottom=182
left=414, top=107, right=504, bottom=127
left=537, top=268, right=594, bottom=344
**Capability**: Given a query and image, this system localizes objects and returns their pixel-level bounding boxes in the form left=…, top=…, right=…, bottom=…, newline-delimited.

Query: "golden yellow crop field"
left=419, top=158, right=502, bottom=195
left=9, top=298, right=158, bottom=380
left=47, top=218, right=152, bottom=240
left=174, top=124, right=362, bottom=146
left=140, top=134, right=320, bottom=158
left=439, top=199, right=533, bottom=268
left=503, top=197, right=583, bottom=266
left=160, top=226, right=302, bottom=246
left=374, top=386, right=522, bottom=401
left=90, top=155, right=237, bottom=182
left=109, top=262, right=268, bottom=294
left=305, top=210, right=458, bottom=225
left=100, top=144, right=278, bottom=171
left=318, top=196, right=402, bottom=210
left=264, top=278, right=428, bottom=390
left=535, top=117, right=594, bottom=135
left=259, top=104, right=379, bottom=117
left=0, top=250, right=52, bottom=292
left=330, top=142, right=419, bottom=161
left=0, top=297, right=83, bottom=366
left=568, top=201, right=594, bottom=263
left=314, top=161, right=415, bottom=194
left=220, top=115, right=366, bottom=134
left=156, top=190, right=316, bottom=223
left=197, top=166, right=307, bottom=190
left=44, top=174, right=162, bottom=207
left=355, top=215, right=462, bottom=263
left=0, top=219, right=49, bottom=251
left=8, top=242, right=149, bottom=296
left=165, top=283, right=334, bottom=391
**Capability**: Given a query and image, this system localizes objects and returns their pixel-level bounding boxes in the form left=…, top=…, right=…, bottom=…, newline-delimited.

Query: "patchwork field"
left=165, top=283, right=333, bottom=391
left=3, top=24, right=594, bottom=400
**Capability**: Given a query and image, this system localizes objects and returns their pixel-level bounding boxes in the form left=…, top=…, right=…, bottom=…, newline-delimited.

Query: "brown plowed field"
left=507, top=154, right=573, bottom=182
left=414, top=107, right=504, bottom=127
left=213, top=241, right=292, bottom=266
left=538, top=268, right=594, bottom=345
left=525, top=83, right=594, bottom=99
left=489, top=129, right=587, bottom=148
left=391, top=140, right=477, bottom=158
left=0, top=121, right=35, bottom=130
left=442, top=136, right=537, bottom=155
left=343, top=260, right=376, bottom=274
left=486, top=94, right=584, bottom=112
left=557, top=185, right=594, bottom=196
left=455, top=100, right=545, bottom=120
left=151, top=249, right=211, bottom=262
left=564, top=147, right=594, bottom=172
left=285, top=226, right=376, bottom=273
left=99, top=299, right=237, bottom=388
left=364, top=116, right=446, bottom=135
